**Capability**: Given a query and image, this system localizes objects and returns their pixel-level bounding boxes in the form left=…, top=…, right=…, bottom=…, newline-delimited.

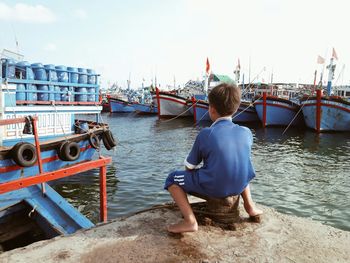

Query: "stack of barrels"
left=1, top=58, right=98, bottom=103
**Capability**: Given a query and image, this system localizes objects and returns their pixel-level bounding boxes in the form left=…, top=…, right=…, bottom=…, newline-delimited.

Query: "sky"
left=1, top=0, right=349, bottom=89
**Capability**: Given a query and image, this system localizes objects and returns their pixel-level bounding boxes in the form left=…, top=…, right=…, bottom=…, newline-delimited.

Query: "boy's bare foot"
left=167, top=220, right=198, bottom=233
left=244, top=203, right=263, bottom=217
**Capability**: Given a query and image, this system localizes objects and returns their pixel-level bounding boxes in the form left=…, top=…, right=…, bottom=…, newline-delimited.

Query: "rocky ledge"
left=1, top=203, right=349, bottom=263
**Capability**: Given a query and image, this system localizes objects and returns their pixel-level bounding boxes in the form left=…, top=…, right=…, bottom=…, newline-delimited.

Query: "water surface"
left=53, top=113, right=350, bottom=231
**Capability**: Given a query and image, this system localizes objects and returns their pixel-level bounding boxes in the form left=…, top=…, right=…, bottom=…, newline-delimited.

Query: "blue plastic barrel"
left=60, top=87, right=69, bottom=101
left=87, top=88, right=95, bottom=102
left=37, top=85, right=49, bottom=101
left=26, top=84, right=37, bottom=101
left=44, top=64, right=58, bottom=82
left=78, top=68, right=87, bottom=84
left=75, top=87, right=87, bottom=102
left=55, top=66, right=68, bottom=83
left=87, top=69, right=96, bottom=84
left=54, top=86, right=61, bottom=101
left=48, top=85, right=55, bottom=101
left=31, top=63, right=47, bottom=81
left=16, top=61, right=34, bottom=80
left=2, top=59, right=16, bottom=78
left=67, top=67, right=79, bottom=83
left=16, top=84, right=26, bottom=100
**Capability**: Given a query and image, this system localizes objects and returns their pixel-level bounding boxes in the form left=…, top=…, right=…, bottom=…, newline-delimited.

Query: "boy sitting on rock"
left=164, top=83, right=262, bottom=233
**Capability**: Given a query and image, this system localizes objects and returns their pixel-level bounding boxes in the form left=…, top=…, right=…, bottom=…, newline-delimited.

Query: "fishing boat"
left=0, top=54, right=116, bottom=251
left=300, top=54, right=350, bottom=132
left=300, top=90, right=350, bottom=132
left=154, top=89, right=191, bottom=118
left=189, top=99, right=259, bottom=123
left=132, top=86, right=158, bottom=115
left=133, top=101, right=158, bottom=115
left=253, top=83, right=304, bottom=127
left=189, top=73, right=259, bottom=123
left=108, top=96, right=135, bottom=113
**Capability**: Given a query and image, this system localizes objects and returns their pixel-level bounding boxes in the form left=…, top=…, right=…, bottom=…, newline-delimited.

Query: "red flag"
left=206, top=57, right=210, bottom=75
left=317, top=55, right=325, bottom=64
left=332, top=48, right=338, bottom=60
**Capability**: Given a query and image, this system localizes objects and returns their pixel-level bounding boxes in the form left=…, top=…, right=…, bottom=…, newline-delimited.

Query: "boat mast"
left=234, top=58, right=240, bottom=84
left=326, top=57, right=336, bottom=95
left=326, top=48, right=338, bottom=95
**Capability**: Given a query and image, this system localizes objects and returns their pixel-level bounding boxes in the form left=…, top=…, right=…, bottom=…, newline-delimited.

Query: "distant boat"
left=254, top=94, right=304, bottom=127
left=233, top=101, right=259, bottom=123
left=300, top=55, right=350, bottom=132
left=253, top=83, right=304, bottom=127
left=154, top=89, right=191, bottom=117
left=300, top=90, right=350, bottom=132
left=133, top=101, right=158, bottom=115
left=108, top=96, right=135, bottom=113
left=189, top=99, right=259, bottom=123
left=188, top=98, right=210, bottom=122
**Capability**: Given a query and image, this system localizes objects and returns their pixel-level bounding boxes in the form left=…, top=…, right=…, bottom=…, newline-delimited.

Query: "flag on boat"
left=317, top=55, right=325, bottom=64
left=206, top=57, right=210, bottom=75
left=332, top=48, right=338, bottom=60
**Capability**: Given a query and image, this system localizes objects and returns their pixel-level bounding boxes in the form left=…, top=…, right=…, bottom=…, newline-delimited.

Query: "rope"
left=51, top=101, right=69, bottom=141
left=282, top=94, right=311, bottom=135
left=28, top=205, right=37, bottom=218
left=232, top=94, right=263, bottom=121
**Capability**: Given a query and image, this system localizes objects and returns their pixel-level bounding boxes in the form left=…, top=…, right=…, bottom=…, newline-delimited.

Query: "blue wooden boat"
left=300, top=91, right=350, bottom=132
left=108, top=96, right=135, bottom=113
left=300, top=56, right=350, bottom=132
left=0, top=56, right=115, bottom=251
left=189, top=99, right=259, bottom=123
left=188, top=99, right=211, bottom=122
left=133, top=102, right=158, bottom=115
left=254, top=94, right=304, bottom=127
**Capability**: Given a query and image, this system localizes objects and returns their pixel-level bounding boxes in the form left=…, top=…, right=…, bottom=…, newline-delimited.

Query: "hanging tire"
left=89, top=133, right=100, bottom=149
left=102, top=130, right=117, bottom=149
left=58, top=141, right=80, bottom=161
left=102, top=135, right=113, bottom=150
left=11, top=142, right=37, bottom=167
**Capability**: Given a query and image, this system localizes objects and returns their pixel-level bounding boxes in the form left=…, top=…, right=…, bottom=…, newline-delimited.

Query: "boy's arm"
left=184, top=132, right=203, bottom=170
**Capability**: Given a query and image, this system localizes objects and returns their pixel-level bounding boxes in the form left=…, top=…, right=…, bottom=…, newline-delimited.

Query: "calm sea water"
left=53, top=113, right=350, bottom=231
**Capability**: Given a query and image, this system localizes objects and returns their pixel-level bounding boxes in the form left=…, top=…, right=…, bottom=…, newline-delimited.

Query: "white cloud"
left=44, top=43, right=57, bottom=52
left=0, top=3, right=56, bottom=23
left=74, top=9, right=87, bottom=20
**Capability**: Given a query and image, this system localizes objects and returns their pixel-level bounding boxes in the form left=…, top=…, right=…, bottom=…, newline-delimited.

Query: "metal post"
left=156, top=87, right=161, bottom=119
left=262, top=92, right=267, bottom=128
left=99, top=164, right=107, bottom=222
left=192, top=97, right=196, bottom=123
left=32, top=117, right=46, bottom=194
left=316, top=89, right=322, bottom=133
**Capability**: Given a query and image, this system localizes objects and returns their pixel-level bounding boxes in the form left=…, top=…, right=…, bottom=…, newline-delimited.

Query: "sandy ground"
left=1, top=203, right=349, bottom=263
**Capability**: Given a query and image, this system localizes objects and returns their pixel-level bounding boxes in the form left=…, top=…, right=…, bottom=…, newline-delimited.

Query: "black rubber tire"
left=11, top=142, right=37, bottom=167
left=89, top=133, right=100, bottom=149
left=58, top=141, right=80, bottom=161
left=102, top=135, right=113, bottom=150
left=102, top=130, right=117, bottom=150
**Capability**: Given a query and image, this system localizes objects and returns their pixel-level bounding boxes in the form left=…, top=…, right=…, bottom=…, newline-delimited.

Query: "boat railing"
left=0, top=116, right=111, bottom=222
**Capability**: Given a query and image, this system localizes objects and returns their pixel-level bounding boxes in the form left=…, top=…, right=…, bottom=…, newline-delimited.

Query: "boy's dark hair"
left=208, top=83, right=241, bottom=116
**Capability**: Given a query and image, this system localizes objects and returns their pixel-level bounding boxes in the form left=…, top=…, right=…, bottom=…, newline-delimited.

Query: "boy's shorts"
left=164, top=170, right=205, bottom=196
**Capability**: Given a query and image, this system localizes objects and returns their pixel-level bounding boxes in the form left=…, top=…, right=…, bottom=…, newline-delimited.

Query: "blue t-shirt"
left=184, top=117, right=256, bottom=197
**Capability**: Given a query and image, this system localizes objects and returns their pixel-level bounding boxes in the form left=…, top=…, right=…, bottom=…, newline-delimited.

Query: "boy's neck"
left=211, top=115, right=232, bottom=124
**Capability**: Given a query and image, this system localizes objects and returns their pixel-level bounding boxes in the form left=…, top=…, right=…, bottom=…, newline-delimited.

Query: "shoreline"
left=1, top=202, right=349, bottom=263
